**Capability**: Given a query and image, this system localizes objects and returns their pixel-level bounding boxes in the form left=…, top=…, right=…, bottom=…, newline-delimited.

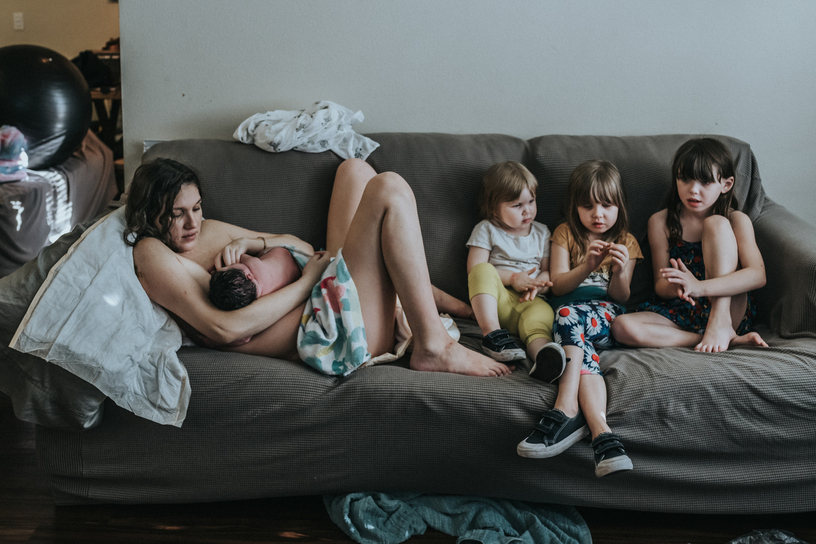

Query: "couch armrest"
left=753, top=199, right=816, bottom=338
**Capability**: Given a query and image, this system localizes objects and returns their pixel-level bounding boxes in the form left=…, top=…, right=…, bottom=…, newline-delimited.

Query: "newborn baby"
left=209, top=246, right=302, bottom=311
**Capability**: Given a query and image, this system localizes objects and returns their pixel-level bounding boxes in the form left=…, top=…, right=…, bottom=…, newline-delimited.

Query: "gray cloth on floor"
left=324, top=492, right=591, bottom=544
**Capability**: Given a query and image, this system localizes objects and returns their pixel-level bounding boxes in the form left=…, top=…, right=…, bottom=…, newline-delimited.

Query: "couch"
left=1, top=133, right=815, bottom=513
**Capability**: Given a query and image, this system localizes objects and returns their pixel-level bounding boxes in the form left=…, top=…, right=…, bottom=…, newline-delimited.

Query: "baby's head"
left=209, top=268, right=257, bottom=310
left=478, top=161, right=538, bottom=223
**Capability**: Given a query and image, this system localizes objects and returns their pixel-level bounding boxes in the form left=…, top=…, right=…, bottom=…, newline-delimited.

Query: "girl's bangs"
left=579, top=179, right=620, bottom=207
left=675, top=154, right=717, bottom=183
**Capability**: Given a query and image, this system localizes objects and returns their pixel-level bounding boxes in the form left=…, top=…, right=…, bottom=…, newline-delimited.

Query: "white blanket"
left=233, top=100, right=380, bottom=160
left=10, top=207, right=189, bottom=426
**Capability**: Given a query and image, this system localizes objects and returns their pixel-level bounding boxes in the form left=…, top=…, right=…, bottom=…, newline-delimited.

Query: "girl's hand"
left=608, top=243, right=630, bottom=274
left=214, top=238, right=254, bottom=270
left=301, top=251, right=331, bottom=285
left=586, top=240, right=611, bottom=270
left=510, top=268, right=551, bottom=295
left=660, top=258, right=698, bottom=305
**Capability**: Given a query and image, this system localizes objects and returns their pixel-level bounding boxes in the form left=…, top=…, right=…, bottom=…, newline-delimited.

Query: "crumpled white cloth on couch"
left=233, top=100, right=380, bottom=160
left=10, top=207, right=189, bottom=427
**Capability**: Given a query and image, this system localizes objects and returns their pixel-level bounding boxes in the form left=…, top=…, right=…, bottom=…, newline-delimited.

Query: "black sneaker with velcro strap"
left=481, top=328, right=526, bottom=362
left=590, top=432, right=633, bottom=477
left=516, top=409, right=589, bottom=458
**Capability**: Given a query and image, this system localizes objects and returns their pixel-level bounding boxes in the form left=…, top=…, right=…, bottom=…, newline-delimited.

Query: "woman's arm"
left=213, top=222, right=314, bottom=269
left=135, top=237, right=329, bottom=345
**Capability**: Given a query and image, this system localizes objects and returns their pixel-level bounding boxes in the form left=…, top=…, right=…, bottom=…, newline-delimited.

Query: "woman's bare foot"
left=410, top=337, right=513, bottom=377
left=731, top=331, right=769, bottom=348
left=695, top=324, right=736, bottom=353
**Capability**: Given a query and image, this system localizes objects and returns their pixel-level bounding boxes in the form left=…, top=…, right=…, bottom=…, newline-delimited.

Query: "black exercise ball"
left=0, top=44, right=91, bottom=169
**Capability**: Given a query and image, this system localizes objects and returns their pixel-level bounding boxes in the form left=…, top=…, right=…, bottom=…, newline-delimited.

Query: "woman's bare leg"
left=328, top=159, right=474, bottom=320
left=340, top=170, right=510, bottom=376
left=327, top=158, right=374, bottom=257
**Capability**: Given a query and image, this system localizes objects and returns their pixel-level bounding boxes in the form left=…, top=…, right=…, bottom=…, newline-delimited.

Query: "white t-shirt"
left=466, top=219, right=551, bottom=277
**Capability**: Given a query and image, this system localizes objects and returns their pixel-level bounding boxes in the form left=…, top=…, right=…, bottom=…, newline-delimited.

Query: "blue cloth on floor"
left=324, top=492, right=591, bottom=544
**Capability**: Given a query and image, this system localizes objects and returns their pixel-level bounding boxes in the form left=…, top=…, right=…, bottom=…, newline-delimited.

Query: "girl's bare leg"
left=611, top=311, right=702, bottom=348
left=579, top=374, right=612, bottom=440
left=340, top=171, right=510, bottom=377
left=553, top=345, right=582, bottom=417
left=697, top=216, right=741, bottom=352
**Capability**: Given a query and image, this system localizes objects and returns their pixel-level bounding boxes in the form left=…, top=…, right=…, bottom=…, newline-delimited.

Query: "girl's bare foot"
left=731, top=331, right=768, bottom=348
left=695, top=324, right=736, bottom=353
left=410, top=337, right=513, bottom=377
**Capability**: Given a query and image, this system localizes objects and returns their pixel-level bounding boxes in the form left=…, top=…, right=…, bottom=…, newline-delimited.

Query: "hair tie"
left=258, top=236, right=267, bottom=251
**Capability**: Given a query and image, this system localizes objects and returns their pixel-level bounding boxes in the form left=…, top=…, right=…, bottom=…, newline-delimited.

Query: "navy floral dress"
left=638, top=239, right=757, bottom=335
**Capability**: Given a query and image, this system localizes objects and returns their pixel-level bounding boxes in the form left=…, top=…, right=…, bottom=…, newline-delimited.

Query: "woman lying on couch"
left=124, top=157, right=510, bottom=377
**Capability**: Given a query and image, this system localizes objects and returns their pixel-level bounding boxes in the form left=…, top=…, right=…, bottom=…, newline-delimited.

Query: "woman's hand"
left=214, top=237, right=256, bottom=270
left=300, top=251, right=332, bottom=285
left=660, top=258, right=698, bottom=305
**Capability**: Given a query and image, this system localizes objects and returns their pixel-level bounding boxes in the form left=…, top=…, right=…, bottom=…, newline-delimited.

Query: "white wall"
left=119, top=0, right=816, bottom=224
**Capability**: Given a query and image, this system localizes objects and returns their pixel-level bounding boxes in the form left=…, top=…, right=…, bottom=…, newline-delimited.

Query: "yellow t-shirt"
left=550, top=223, right=643, bottom=293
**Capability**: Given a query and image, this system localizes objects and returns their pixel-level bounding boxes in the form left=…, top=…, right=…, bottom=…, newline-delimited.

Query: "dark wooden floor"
left=2, top=392, right=814, bottom=544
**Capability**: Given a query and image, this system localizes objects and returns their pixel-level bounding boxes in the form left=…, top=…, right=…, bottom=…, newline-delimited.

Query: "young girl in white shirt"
left=466, top=161, right=565, bottom=381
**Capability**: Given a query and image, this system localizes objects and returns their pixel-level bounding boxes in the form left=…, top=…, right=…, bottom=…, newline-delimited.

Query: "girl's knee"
left=610, top=315, right=635, bottom=345
left=703, top=214, right=736, bottom=241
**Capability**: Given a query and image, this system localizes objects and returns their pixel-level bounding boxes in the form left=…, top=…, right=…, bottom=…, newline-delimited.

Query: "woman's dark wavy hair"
left=665, top=138, right=736, bottom=246
left=124, top=158, right=202, bottom=247
left=563, top=159, right=629, bottom=266
left=209, top=268, right=257, bottom=310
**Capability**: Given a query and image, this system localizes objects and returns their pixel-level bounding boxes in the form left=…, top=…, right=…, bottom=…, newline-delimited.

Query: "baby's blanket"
left=10, top=207, right=189, bottom=426
left=233, top=100, right=380, bottom=160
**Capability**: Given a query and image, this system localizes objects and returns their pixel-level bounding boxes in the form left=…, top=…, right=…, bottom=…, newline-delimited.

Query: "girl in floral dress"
left=517, top=159, right=642, bottom=478
left=611, top=137, right=767, bottom=353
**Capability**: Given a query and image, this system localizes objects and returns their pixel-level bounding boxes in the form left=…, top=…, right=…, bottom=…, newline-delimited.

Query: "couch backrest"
left=144, top=133, right=765, bottom=306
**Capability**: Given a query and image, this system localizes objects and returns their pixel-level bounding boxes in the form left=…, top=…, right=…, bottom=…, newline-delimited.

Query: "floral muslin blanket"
left=297, top=248, right=369, bottom=376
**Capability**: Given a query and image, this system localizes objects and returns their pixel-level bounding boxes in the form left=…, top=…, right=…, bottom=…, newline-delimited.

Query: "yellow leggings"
left=467, top=262, right=554, bottom=347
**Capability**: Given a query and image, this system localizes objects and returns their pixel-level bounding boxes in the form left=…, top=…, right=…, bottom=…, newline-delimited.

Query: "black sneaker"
left=529, top=342, right=566, bottom=383
left=481, top=329, right=526, bottom=362
left=591, top=432, right=633, bottom=477
left=517, top=409, right=589, bottom=458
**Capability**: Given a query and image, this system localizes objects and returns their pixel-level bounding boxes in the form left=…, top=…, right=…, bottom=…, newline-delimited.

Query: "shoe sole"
left=516, top=425, right=590, bottom=458
left=481, top=346, right=526, bottom=362
left=529, top=343, right=566, bottom=383
left=595, top=455, right=634, bottom=478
